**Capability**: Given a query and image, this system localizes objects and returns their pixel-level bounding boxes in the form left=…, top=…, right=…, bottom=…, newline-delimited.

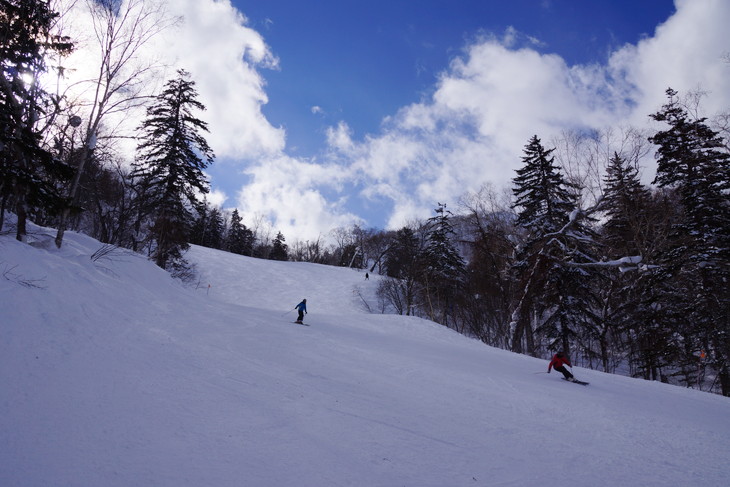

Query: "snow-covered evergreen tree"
left=601, top=153, right=653, bottom=258
left=423, top=204, right=465, bottom=281
left=131, top=69, right=214, bottom=269
left=269, top=232, right=288, bottom=261
left=510, top=135, right=599, bottom=357
left=225, top=208, right=254, bottom=256
left=649, top=88, right=730, bottom=395
left=512, top=136, right=575, bottom=234
left=593, top=153, right=658, bottom=373
left=420, top=204, right=465, bottom=325
left=650, top=89, right=730, bottom=255
left=204, top=207, right=225, bottom=250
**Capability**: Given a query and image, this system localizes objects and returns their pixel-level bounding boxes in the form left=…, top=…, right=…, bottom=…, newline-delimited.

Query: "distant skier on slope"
left=548, top=352, right=575, bottom=381
left=294, top=299, right=307, bottom=324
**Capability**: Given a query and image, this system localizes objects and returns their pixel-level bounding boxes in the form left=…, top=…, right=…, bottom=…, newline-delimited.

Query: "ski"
left=562, top=377, right=589, bottom=386
left=292, top=321, right=310, bottom=326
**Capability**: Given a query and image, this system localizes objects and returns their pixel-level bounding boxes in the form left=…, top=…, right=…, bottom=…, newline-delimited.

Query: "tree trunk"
left=15, top=187, right=27, bottom=242
left=719, top=365, right=730, bottom=397
left=0, top=190, right=8, bottom=232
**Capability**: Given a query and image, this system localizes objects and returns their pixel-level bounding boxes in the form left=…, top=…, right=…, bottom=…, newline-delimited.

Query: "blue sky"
left=63, top=0, right=730, bottom=241
left=235, top=0, right=676, bottom=156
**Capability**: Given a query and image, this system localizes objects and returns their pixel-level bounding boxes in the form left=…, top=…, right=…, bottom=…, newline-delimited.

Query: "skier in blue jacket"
left=294, top=299, right=307, bottom=324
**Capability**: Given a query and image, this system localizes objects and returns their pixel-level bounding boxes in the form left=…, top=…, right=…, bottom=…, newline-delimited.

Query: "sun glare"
left=20, top=72, right=35, bottom=86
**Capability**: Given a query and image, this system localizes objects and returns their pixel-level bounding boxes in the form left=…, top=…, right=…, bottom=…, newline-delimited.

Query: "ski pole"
left=281, top=308, right=294, bottom=317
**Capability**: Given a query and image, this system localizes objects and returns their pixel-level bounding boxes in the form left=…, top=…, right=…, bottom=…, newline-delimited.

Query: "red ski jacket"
left=548, top=354, right=572, bottom=372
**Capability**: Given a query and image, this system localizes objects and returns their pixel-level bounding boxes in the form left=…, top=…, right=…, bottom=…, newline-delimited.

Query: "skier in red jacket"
left=548, top=352, right=575, bottom=381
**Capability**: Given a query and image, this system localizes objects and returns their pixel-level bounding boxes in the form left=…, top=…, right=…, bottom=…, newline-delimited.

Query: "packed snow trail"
left=1, top=228, right=729, bottom=486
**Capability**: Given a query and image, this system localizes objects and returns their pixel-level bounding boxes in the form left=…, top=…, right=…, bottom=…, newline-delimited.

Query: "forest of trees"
left=2, top=2, right=728, bottom=395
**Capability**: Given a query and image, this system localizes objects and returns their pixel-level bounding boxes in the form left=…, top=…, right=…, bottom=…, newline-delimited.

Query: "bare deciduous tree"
left=55, top=0, right=176, bottom=247
left=552, top=126, right=650, bottom=209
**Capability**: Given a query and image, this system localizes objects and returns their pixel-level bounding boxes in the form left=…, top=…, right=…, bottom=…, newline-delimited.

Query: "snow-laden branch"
left=509, top=196, right=654, bottom=352
left=543, top=199, right=655, bottom=273
left=567, top=255, right=644, bottom=273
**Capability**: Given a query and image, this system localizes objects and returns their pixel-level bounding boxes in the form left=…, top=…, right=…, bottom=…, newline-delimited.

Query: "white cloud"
left=56, top=0, right=730, bottom=238
left=234, top=154, right=361, bottom=241
left=155, top=0, right=285, bottom=159
left=323, top=0, right=730, bottom=230
left=55, top=0, right=284, bottom=161
left=608, top=0, right=730, bottom=124
left=325, top=122, right=355, bottom=154
left=207, top=189, right=228, bottom=209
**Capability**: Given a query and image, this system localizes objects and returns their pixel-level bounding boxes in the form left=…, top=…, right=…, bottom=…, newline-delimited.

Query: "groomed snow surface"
left=2, top=225, right=729, bottom=487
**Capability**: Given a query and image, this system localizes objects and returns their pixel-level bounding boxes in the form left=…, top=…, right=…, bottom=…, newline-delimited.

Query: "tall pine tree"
left=131, top=69, right=214, bottom=269
left=601, top=152, right=653, bottom=258
left=649, top=88, right=730, bottom=394
left=421, top=204, right=465, bottom=325
left=512, top=136, right=575, bottom=234
left=510, top=135, right=599, bottom=357
left=269, top=231, right=288, bottom=261
left=597, top=153, right=657, bottom=373
left=225, top=208, right=254, bottom=256
left=190, top=202, right=224, bottom=250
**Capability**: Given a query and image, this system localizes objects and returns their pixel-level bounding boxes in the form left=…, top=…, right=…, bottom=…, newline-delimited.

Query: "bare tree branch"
left=55, top=0, right=178, bottom=248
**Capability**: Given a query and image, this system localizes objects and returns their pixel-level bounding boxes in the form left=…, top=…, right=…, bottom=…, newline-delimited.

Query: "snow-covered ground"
left=2, top=225, right=729, bottom=487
